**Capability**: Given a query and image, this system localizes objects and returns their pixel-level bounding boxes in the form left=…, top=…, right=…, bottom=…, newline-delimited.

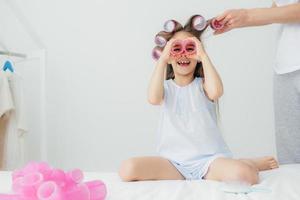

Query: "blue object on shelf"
left=3, top=60, right=14, bottom=72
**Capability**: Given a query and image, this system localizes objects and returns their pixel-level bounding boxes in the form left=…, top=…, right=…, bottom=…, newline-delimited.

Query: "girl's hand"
left=188, top=37, right=207, bottom=61
left=158, top=38, right=176, bottom=64
left=214, top=9, right=249, bottom=35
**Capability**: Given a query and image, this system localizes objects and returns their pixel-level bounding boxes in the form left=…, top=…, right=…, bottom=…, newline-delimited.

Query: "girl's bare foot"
left=240, top=156, right=279, bottom=171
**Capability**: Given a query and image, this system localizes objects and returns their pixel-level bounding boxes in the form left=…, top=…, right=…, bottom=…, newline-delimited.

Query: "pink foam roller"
left=85, top=180, right=107, bottom=200
left=50, top=169, right=66, bottom=187
left=37, top=181, right=63, bottom=200
left=0, top=194, right=19, bottom=200
left=12, top=172, right=43, bottom=197
left=66, top=169, right=83, bottom=184
left=210, top=18, right=224, bottom=30
left=64, top=184, right=90, bottom=200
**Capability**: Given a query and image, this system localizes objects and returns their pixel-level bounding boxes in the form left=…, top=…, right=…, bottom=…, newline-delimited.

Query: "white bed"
left=1, top=164, right=300, bottom=200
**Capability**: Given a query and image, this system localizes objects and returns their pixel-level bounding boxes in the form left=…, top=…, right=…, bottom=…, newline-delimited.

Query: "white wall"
left=1, top=0, right=277, bottom=171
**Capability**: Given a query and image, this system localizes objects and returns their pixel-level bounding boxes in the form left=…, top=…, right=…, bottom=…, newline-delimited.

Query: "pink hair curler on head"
left=154, top=34, right=167, bottom=47
left=210, top=18, right=224, bottom=30
left=170, top=39, right=197, bottom=57
left=85, top=180, right=107, bottom=200
left=152, top=47, right=163, bottom=61
left=163, top=20, right=179, bottom=33
left=192, top=15, right=207, bottom=31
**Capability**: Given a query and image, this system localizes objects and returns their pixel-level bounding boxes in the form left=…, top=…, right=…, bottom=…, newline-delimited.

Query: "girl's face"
left=168, top=31, right=198, bottom=78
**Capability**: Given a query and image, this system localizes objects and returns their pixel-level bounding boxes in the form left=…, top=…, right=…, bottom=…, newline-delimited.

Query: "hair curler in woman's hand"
left=210, top=18, right=224, bottom=30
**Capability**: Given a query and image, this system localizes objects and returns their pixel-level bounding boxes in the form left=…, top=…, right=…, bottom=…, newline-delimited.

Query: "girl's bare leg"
left=119, top=156, right=184, bottom=181
left=204, top=156, right=278, bottom=185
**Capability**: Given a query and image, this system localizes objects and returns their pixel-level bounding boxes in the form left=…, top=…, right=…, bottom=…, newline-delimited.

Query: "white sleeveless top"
left=274, top=0, right=300, bottom=74
left=156, top=77, right=231, bottom=164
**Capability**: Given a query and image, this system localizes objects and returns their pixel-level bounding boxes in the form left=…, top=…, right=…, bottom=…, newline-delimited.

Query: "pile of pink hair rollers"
left=152, top=15, right=224, bottom=60
left=0, top=162, right=107, bottom=200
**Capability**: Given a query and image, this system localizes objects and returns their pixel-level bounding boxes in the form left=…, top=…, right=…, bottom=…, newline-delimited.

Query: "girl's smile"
left=176, top=57, right=191, bottom=68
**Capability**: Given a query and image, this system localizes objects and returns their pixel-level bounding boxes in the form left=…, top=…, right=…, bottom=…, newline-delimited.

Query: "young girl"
left=119, top=15, right=278, bottom=184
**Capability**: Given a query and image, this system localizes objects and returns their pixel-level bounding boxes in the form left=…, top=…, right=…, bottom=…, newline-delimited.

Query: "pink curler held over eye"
left=170, top=40, right=197, bottom=57
left=163, top=20, right=177, bottom=33
left=192, top=15, right=207, bottom=31
left=210, top=18, right=224, bottom=30
left=152, top=47, right=162, bottom=61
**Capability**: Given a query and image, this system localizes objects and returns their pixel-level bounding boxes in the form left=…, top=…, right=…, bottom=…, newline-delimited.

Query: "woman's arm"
left=215, top=2, right=300, bottom=34
left=191, top=38, right=223, bottom=101
left=147, top=39, right=175, bottom=105
left=247, top=3, right=300, bottom=25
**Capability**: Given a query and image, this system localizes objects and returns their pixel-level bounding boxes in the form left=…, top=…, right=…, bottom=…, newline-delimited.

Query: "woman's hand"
left=214, top=9, right=250, bottom=35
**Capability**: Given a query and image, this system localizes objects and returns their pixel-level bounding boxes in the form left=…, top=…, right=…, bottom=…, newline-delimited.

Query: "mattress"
left=1, top=164, right=300, bottom=200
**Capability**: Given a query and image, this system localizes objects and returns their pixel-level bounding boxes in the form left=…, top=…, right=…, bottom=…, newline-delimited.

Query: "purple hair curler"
left=170, top=39, right=196, bottom=57
left=192, top=15, right=207, bottom=31
left=152, top=47, right=162, bottom=60
left=210, top=18, right=224, bottom=30
left=154, top=34, right=167, bottom=47
left=163, top=20, right=177, bottom=33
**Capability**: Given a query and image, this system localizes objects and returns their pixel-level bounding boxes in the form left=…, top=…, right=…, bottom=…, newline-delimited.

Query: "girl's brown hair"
left=155, top=15, right=211, bottom=80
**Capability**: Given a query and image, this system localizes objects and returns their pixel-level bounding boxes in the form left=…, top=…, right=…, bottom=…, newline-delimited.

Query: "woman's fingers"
left=214, top=25, right=233, bottom=35
left=216, top=10, right=231, bottom=21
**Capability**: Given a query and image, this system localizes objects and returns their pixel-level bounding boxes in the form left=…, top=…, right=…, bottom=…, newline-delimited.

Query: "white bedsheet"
left=1, top=164, right=300, bottom=200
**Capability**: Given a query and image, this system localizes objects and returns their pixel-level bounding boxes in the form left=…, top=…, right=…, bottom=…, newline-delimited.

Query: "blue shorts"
left=170, top=153, right=232, bottom=180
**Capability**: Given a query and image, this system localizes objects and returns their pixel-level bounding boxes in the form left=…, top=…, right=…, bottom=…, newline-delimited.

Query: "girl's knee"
left=118, top=158, right=139, bottom=181
left=234, top=164, right=259, bottom=185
